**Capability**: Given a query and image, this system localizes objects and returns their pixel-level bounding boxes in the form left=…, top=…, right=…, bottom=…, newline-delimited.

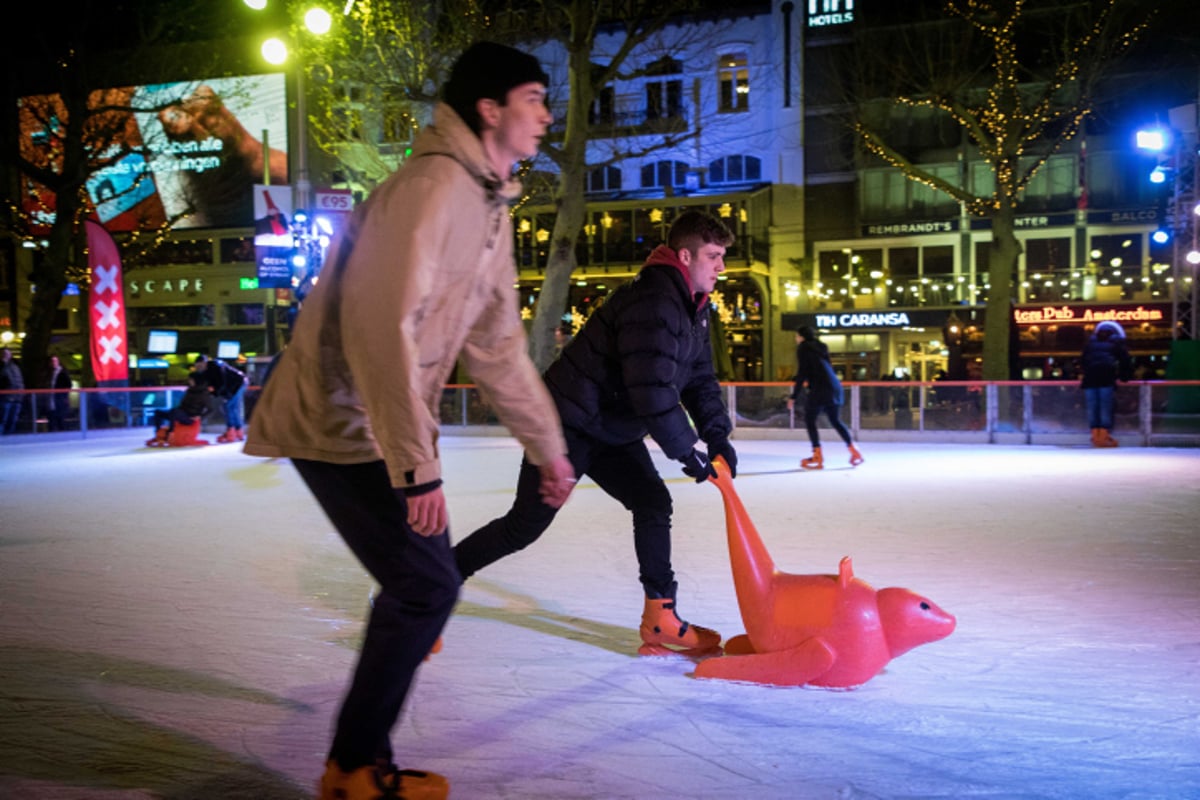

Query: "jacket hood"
left=411, top=103, right=525, bottom=205
left=644, top=244, right=707, bottom=309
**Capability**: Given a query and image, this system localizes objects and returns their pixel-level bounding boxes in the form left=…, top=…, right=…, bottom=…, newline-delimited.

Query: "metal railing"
left=4, top=381, right=1199, bottom=447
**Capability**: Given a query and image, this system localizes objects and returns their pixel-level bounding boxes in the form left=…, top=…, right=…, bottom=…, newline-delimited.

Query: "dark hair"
left=442, top=41, right=549, bottom=136
left=667, top=210, right=734, bottom=256
left=797, top=325, right=818, bottom=341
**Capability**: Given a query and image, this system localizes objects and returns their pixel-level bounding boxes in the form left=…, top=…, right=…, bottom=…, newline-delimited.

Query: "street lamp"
left=1138, top=109, right=1199, bottom=340
left=251, top=4, right=335, bottom=212
left=249, top=3, right=336, bottom=350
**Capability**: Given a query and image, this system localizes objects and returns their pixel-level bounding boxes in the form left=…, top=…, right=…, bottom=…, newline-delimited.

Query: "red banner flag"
left=85, top=219, right=129, bottom=382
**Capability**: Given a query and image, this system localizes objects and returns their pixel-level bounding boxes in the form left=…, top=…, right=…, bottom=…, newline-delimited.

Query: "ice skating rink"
left=1, top=432, right=1198, bottom=799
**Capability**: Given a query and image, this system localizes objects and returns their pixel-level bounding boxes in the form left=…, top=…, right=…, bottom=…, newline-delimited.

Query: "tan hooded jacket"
left=243, top=104, right=566, bottom=488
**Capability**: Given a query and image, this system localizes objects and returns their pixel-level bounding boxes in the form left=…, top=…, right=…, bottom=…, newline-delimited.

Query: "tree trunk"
left=981, top=205, right=1021, bottom=382
left=21, top=211, right=77, bottom=384
left=531, top=186, right=587, bottom=373
left=528, top=37, right=594, bottom=373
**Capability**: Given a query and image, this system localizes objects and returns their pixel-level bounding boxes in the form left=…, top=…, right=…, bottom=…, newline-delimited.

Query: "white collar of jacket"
left=412, top=103, right=525, bottom=206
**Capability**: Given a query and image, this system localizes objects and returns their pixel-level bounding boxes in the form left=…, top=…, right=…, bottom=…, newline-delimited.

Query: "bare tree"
left=848, top=0, right=1147, bottom=380
left=299, top=0, right=491, bottom=192
left=298, top=0, right=735, bottom=372
left=497, top=0, right=748, bottom=371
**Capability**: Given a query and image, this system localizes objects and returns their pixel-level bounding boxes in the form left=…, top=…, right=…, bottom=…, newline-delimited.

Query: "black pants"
left=454, top=428, right=676, bottom=598
left=292, top=458, right=460, bottom=772
left=805, top=402, right=853, bottom=447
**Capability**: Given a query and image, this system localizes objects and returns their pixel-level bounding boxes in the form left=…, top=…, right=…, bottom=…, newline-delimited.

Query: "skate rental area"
left=0, top=434, right=1197, bottom=799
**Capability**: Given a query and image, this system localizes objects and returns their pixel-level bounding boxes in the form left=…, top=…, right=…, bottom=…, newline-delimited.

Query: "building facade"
left=5, top=0, right=1196, bottom=386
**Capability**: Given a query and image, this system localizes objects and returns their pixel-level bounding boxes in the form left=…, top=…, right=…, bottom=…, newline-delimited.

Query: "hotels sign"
left=807, top=0, right=854, bottom=27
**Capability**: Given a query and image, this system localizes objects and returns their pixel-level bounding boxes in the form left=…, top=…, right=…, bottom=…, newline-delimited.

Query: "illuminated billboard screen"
left=19, top=73, right=288, bottom=234
left=146, top=329, right=179, bottom=354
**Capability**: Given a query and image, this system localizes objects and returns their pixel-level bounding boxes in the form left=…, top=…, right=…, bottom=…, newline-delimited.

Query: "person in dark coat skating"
left=454, top=209, right=738, bottom=656
left=788, top=325, right=863, bottom=469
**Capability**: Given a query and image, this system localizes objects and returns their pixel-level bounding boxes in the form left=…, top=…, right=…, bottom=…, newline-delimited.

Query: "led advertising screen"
left=216, top=340, right=240, bottom=360
left=19, top=74, right=288, bottom=235
left=146, top=329, right=179, bottom=354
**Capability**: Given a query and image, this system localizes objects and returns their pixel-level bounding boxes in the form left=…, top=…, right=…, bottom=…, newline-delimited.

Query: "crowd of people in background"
left=0, top=347, right=250, bottom=441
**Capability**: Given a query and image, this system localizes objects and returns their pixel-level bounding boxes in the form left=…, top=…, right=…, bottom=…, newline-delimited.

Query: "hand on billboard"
left=157, top=85, right=289, bottom=184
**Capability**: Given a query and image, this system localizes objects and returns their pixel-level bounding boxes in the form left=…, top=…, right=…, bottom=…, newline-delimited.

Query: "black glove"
left=679, top=448, right=717, bottom=483
left=707, top=438, right=737, bottom=478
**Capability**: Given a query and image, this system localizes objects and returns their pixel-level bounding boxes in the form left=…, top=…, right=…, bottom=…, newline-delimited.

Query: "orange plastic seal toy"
left=693, top=457, right=956, bottom=688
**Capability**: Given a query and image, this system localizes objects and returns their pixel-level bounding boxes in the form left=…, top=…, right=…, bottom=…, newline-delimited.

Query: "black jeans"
left=292, top=458, right=459, bottom=772
left=454, top=428, right=676, bottom=598
left=805, top=402, right=853, bottom=447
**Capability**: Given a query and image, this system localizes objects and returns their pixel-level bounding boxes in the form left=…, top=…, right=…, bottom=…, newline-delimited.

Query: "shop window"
left=220, top=237, right=255, bottom=264
left=922, top=245, right=956, bottom=305
left=128, top=305, right=215, bottom=327
left=1024, top=237, right=1073, bottom=301
left=1089, top=233, right=1144, bottom=300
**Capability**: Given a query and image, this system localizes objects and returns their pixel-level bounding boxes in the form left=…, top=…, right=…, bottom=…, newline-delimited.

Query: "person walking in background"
left=243, top=41, right=573, bottom=800
left=43, top=354, right=72, bottom=431
left=192, top=353, right=247, bottom=443
left=1080, top=320, right=1132, bottom=447
left=453, top=209, right=738, bottom=658
left=788, top=325, right=863, bottom=470
left=0, top=347, right=25, bottom=435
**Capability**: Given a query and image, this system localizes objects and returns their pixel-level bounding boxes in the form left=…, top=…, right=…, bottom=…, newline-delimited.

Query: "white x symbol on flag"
left=94, top=265, right=119, bottom=296
left=94, top=298, right=121, bottom=330
left=99, top=335, right=125, bottom=365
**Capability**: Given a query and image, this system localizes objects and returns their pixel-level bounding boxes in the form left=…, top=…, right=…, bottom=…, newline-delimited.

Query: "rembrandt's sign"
left=816, top=311, right=911, bottom=328
left=807, top=0, right=854, bottom=27
left=863, top=220, right=956, bottom=236
left=1013, top=305, right=1167, bottom=325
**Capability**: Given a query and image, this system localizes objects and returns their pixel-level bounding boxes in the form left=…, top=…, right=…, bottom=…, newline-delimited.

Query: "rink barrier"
left=3, top=381, right=1199, bottom=447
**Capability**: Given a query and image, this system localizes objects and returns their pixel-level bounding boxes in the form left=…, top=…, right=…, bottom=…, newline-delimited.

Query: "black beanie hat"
left=443, top=41, right=549, bottom=134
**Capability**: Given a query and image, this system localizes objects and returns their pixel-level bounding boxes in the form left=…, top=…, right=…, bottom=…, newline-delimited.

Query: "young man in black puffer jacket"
left=454, top=209, right=737, bottom=655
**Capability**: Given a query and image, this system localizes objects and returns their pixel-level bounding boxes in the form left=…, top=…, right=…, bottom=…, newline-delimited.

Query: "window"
left=333, top=107, right=364, bottom=141
left=640, top=160, right=689, bottom=188
left=380, top=104, right=417, bottom=145
left=585, top=165, right=621, bottom=193
left=718, top=52, right=749, bottom=113
left=708, top=155, right=762, bottom=184
left=589, top=86, right=615, bottom=126
left=645, top=56, right=683, bottom=121
left=1018, top=154, right=1076, bottom=211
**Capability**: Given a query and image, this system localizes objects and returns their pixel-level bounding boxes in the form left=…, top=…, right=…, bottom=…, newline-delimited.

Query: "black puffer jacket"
left=1080, top=335, right=1132, bottom=389
left=544, top=246, right=731, bottom=460
left=793, top=338, right=844, bottom=407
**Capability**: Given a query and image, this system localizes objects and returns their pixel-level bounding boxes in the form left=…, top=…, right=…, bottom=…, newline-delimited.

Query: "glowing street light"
left=305, top=7, right=333, bottom=34
left=1135, top=128, right=1168, bottom=152
left=261, top=37, right=288, bottom=66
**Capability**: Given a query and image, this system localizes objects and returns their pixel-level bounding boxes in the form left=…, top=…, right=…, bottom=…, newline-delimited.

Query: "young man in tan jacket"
left=244, top=42, right=574, bottom=800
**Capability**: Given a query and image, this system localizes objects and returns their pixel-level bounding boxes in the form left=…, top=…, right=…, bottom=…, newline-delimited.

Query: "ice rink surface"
left=1, top=432, right=1198, bottom=799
